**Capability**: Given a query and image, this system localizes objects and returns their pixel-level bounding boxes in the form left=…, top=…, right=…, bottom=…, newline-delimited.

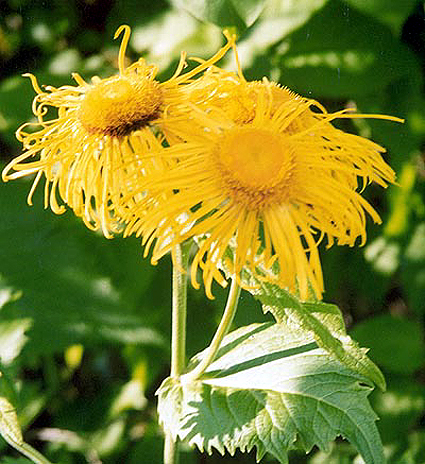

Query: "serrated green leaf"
left=218, top=240, right=386, bottom=390
left=247, top=278, right=386, bottom=391
left=157, top=322, right=384, bottom=463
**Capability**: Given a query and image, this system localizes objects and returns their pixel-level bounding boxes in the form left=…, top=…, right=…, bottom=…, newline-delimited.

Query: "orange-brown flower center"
left=79, top=75, right=163, bottom=137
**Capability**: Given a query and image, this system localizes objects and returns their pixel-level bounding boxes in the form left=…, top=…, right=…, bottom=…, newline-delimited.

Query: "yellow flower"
left=2, top=25, right=235, bottom=237
left=123, top=71, right=402, bottom=300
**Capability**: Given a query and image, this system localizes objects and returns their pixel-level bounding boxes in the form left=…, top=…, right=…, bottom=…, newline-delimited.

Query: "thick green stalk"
left=170, top=244, right=190, bottom=378
left=163, top=243, right=191, bottom=464
left=183, top=278, right=241, bottom=383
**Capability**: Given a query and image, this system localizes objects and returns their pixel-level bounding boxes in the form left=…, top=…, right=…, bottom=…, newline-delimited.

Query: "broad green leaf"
left=344, top=0, right=416, bottom=35
left=277, top=0, right=417, bottom=98
left=244, top=277, right=386, bottom=391
left=131, top=9, right=223, bottom=72
left=350, top=314, right=425, bottom=375
left=231, top=0, right=328, bottom=73
left=157, top=322, right=384, bottom=463
left=218, top=242, right=385, bottom=389
left=0, top=179, right=166, bottom=355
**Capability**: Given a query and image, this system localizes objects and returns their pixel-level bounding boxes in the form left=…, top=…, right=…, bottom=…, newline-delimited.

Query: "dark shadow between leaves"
left=205, top=341, right=318, bottom=379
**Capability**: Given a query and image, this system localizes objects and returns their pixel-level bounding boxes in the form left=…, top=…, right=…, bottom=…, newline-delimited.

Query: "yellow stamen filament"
left=114, top=24, right=131, bottom=75
left=22, top=73, right=43, bottom=94
left=223, top=29, right=245, bottom=81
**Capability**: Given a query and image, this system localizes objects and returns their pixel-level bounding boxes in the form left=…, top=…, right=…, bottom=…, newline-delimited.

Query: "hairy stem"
left=163, top=243, right=191, bottom=464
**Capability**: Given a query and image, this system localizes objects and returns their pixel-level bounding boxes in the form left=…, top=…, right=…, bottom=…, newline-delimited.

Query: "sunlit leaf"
left=276, top=0, right=417, bottom=98
left=364, top=236, right=401, bottom=276
left=158, top=322, right=384, bottom=463
left=218, top=241, right=385, bottom=390
left=228, top=0, right=328, bottom=73
left=245, top=276, right=386, bottom=390
left=131, top=8, right=222, bottom=72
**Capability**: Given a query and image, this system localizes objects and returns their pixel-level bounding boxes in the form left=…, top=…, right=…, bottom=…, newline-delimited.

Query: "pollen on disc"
left=217, top=127, right=287, bottom=188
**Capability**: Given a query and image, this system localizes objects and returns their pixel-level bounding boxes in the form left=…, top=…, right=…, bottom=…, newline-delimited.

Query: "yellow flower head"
left=123, top=66, right=402, bottom=300
left=2, top=26, right=235, bottom=237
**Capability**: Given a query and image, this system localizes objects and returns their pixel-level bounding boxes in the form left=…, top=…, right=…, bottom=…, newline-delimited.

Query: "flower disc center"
left=218, top=127, right=288, bottom=187
left=79, top=76, right=163, bottom=137
left=215, top=127, right=294, bottom=209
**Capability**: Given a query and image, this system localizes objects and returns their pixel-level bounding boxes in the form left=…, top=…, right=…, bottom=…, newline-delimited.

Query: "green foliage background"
left=0, top=0, right=424, bottom=462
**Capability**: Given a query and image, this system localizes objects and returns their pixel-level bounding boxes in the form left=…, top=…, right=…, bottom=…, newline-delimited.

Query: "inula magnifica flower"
left=123, top=62, right=402, bottom=300
left=2, top=26, right=235, bottom=237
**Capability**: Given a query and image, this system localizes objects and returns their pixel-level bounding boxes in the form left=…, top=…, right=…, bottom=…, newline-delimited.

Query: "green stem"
left=170, top=244, right=190, bottom=378
left=163, top=242, right=191, bottom=464
left=183, top=278, right=241, bottom=382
